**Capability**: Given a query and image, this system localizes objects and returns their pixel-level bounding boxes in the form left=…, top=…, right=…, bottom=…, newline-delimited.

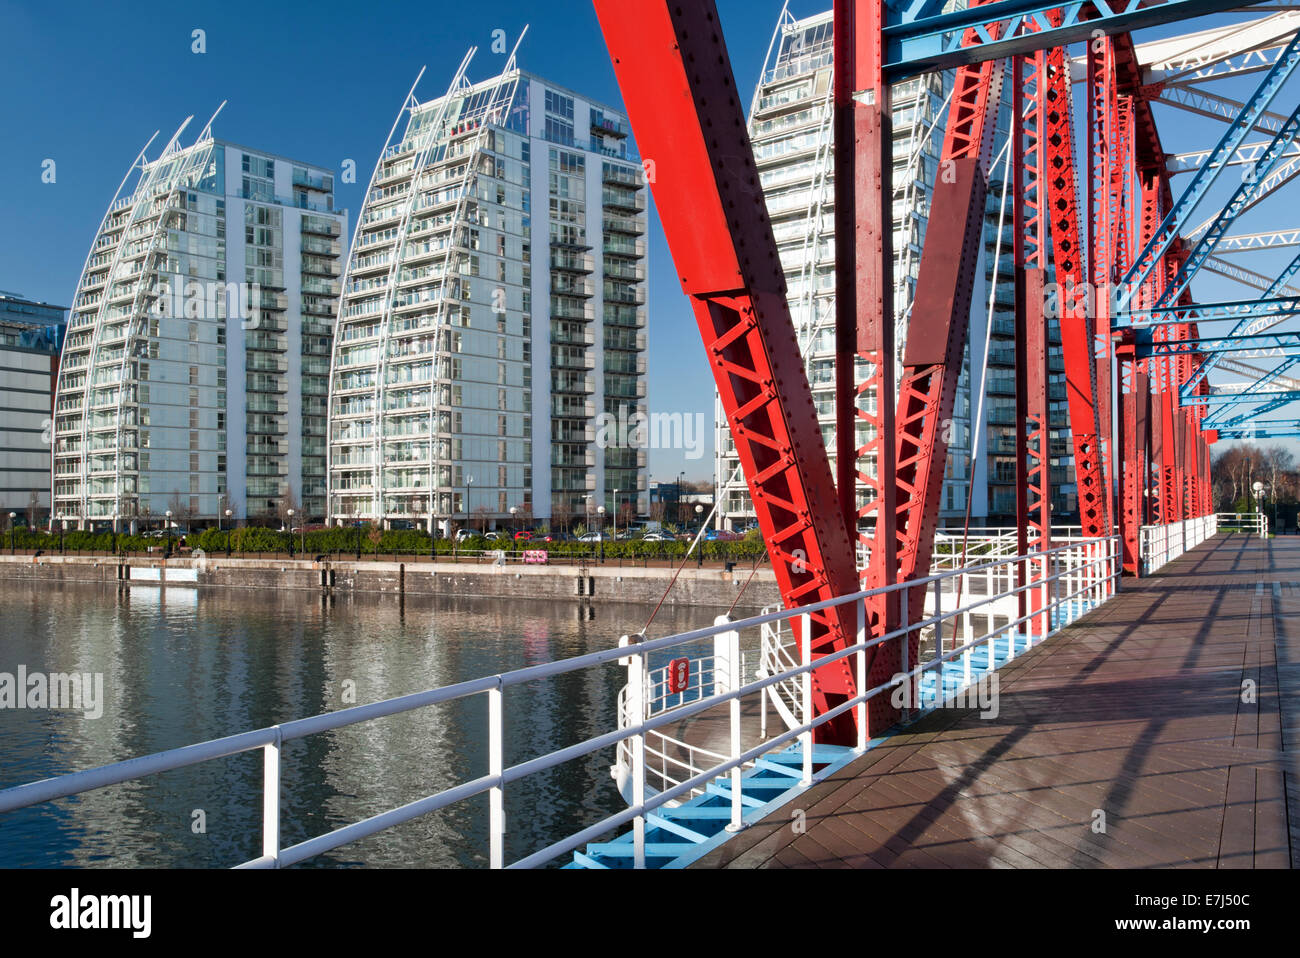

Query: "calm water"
left=0, top=581, right=725, bottom=868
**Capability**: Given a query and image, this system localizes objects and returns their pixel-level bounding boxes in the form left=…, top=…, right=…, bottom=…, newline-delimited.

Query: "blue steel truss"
left=884, top=0, right=1274, bottom=77
left=1156, top=101, right=1300, bottom=310
left=1185, top=249, right=1300, bottom=394
left=1128, top=296, right=1300, bottom=330
left=1115, top=27, right=1300, bottom=312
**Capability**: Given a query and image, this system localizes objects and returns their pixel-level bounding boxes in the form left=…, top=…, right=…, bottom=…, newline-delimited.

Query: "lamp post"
left=613, top=488, right=620, bottom=540
left=695, top=503, right=704, bottom=567
left=164, top=510, right=172, bottom=558
left=1253, top=481, right=1267, bottom=537
left=287, top=508, right=295, bottom=557
left=224, top=509, right=233, bottom=557
left=8, top=512, right=14, bottom=554
left=355, top=519, right=362, bottom=560
left=510, top=506, right=518, bottom=536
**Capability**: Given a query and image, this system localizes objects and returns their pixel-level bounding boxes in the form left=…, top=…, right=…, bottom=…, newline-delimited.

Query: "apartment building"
left=327, top=50, right=648, bottom=532
left=51, top=116, right=346, bottom=529
left=0, top=291, right=66, bottom=522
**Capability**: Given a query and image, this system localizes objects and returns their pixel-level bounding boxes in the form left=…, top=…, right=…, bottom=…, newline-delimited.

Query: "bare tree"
left=276, top=488, right=302, bottom=530
left=473, top=505, right=491, bottom=534
left=1264, top=445, right=1294, bottom=504
left=552, top=499, right=572, bottom=533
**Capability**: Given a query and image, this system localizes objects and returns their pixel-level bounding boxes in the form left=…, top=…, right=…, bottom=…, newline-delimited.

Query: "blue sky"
left=1, top=1, right=1296, bottom=479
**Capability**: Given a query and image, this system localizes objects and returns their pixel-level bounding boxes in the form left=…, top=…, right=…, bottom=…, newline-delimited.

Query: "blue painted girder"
left=1116, top=26, right=1300, bottom=311
left=1185, top=248, right=1300, bottom=395
left=1128, top=296, right=1300, bottom=330
left=884, top=0, right=1276, bottom=77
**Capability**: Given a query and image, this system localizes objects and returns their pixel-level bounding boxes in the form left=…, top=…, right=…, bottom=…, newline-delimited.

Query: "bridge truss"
left=594, top=0, right=1298, bottom=743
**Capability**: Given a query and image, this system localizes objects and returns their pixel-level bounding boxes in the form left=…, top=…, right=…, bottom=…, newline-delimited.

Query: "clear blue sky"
left=1, top=1, right=1296, bottom=479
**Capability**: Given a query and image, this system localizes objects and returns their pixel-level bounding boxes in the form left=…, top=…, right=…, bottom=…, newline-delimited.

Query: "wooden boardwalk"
left=694, top=533, right=1299, bottom=869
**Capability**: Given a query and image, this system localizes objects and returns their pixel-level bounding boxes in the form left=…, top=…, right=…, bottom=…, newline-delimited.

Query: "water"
left=0, top=580, right=728, bottom=868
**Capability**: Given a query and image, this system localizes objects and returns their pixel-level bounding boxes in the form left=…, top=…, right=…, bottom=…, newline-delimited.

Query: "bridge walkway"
left=694, top=534, right=1299, bottom=868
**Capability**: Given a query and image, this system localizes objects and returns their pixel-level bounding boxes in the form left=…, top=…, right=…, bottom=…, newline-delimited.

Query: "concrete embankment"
left=0, top=553, right=780, bottom=612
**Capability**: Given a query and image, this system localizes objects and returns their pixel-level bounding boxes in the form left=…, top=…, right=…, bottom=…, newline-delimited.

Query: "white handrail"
left=0, top=536, right=1124, bottom=870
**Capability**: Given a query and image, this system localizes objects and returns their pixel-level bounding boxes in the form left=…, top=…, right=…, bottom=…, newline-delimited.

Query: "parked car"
left=454, top=528, right=479, bottom=543
left=641, top=532, right=671, bottom=542
left=513, top=530, right=533, bottom=541
left=578, top=532, right=606, bottom=543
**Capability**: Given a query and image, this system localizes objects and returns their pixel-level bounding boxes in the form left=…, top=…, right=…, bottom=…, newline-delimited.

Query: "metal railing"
left=0, top=536, right=1120, bottom=869
left=1139, top=513, right=1223, bottom=576
left=1213, top=511, right=1268, bottom=539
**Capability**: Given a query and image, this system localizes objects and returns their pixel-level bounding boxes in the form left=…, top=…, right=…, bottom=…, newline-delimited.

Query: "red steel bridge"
left=593, top=0, right=1300, bottom=746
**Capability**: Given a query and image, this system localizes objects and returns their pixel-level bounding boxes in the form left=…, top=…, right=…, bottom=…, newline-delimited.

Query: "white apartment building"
left=327, top=50, right=648, bottom=532
left=52, top=114, right=346, bottom=529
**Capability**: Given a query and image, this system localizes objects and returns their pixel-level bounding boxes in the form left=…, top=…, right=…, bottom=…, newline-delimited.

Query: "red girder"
left=894, top=38, right=1004, bottom=623
left=593, top=0, right=862, bottom=744
left=1041, top=31, right=1109, bottom=539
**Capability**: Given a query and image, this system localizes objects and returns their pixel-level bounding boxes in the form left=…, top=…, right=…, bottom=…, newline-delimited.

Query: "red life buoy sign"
left=667, top=657, right=690, bottom=694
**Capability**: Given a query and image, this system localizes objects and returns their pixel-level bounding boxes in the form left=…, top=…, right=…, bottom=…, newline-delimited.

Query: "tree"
left=1263, top=445, right=1294, bottom=504
left=25, top=491, right=39, bottom=529
left=552, top=499, right=572, bottom=533
left=166, top=490, right=194, bottom=531
left=473, top=505, right=490, bottom=534
left=276, top=488, right=302, bottom=531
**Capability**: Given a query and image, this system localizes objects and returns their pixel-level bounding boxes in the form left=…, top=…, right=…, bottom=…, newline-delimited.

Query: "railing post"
left=263, top=729, right=281, bottom=867
left=900, top=588, right=910, bottom=722
left=723, top=616, right=743, bottom=832
left=628, top=644, right=646, bottom=869
left=855, top=597, right=867, bottom=753
left=489, top=682, right=505, bottom=869
left=800, top=612, right=813, bottom=786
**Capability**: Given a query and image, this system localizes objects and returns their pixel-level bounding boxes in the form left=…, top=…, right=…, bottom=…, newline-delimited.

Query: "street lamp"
left=613, top=488, right=620, bottom=540
left=287, top=508, right=296, bottom=557
left=224, top=509, right=233, bottom=557
left=695, top=504, right=704, bottom=567
left=7, top=512, right=15, bottom=554
left=510, top=505, right=518, bottom=535
left=164, top=510, right=172, bottom=558
left=1253, top=481, right=1268, bottom=537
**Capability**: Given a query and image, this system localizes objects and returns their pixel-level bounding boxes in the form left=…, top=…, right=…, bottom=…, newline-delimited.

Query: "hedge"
left=3, top=524, right=768, bottom=561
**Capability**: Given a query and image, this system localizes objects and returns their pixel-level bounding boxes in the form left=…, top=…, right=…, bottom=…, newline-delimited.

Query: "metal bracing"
left=883, top=0, right=1272, bottom=77
left=1155, top=96, right=1300, bottom=308
left=1124, top=7, right=1300, bottom=85
left=1184, top=247, right=1300, bottom=393
left=1117, top=28, right=1300, bottom=310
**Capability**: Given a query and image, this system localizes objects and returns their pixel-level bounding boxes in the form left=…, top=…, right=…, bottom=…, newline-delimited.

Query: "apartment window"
left=498, top=388, right=507, bottom=410
left=498, top=467, right=508, bottom=488
left=190, top=388, right=199, bottom=406
left=190, top=430, right=199, bottom=451
left=190, top=454, right=200, bottom=473
left=499, top=440, right=508, bottom=461
left=544, top=90, right=574, bottom=120
left=190, top=410, right=199, bottom=429
left=498, top=415, right=508, bottom=437
left=498, top=363, right=507, bottom=385
left=189, top=366, right=199, bottom=386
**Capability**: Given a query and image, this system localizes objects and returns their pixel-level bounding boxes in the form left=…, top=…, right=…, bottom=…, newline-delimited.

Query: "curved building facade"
left=328, top=49, right=648, bottom=531
left=52, top=113, right=346, bottom=529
